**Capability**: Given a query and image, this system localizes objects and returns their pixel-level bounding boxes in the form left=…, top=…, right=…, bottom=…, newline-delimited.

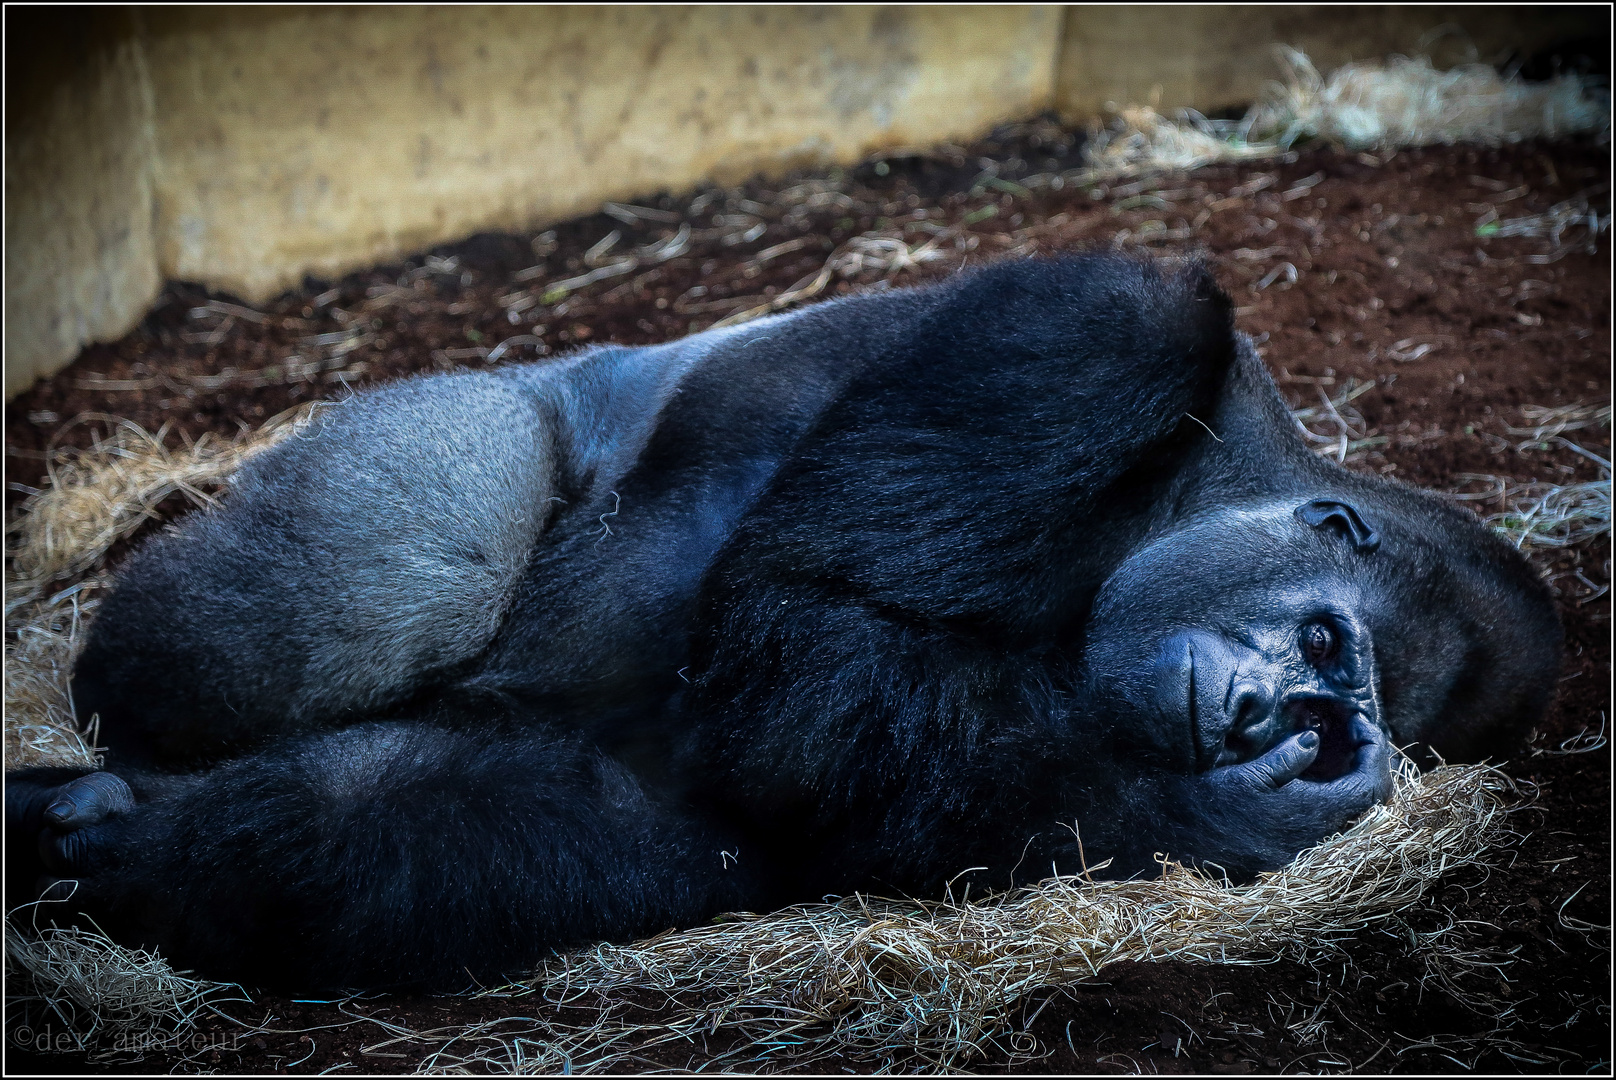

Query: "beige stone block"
left=5, top=9, right=161, bottom=398
left=142, top=5, right=1061, bottom=301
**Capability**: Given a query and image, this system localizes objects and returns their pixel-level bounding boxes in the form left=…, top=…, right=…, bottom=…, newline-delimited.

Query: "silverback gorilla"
left=8, top=255, right=1560, bottom=991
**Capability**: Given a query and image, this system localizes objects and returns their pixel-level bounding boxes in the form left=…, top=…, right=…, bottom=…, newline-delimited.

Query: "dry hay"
left=6, top=913, right=251, bottom=1057
left=499, top=188, right=959, bottom=339
left=1251, top=47, right=1609, bottom=151
left=1477, top=474, right=1611, bottom=555
left=2, top=763, right=1523, bottom=1071
left=6, top=403, right=324, bottom=617
left=1289, top=378, right=1387, bottom=465
left=443, top=761, right=1519, bottom=1073
left=1454, top=403, right=1613, bottom=557
left=1473, top=191, right=1609, bottom=264
left=2, top=408, right=1545, bottom=1069
left=1084, top=47, right=1609, bottom=179
left=6, top=594, right=96, bottom=768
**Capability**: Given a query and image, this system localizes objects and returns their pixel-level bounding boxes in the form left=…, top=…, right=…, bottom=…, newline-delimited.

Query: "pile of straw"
left=1253, top=48, right=1609, bottom=151
left=1086, top=47, right=1609, bottom=177
left=4, top=763, right=1519, bottom=1071
left=6, top=406, right=321, bottom=619
left=458, top=761, right=1517, bottom=1072
left=6, top=918, right=250, bottom=1053
left=5, top=596, right=95, bottom=768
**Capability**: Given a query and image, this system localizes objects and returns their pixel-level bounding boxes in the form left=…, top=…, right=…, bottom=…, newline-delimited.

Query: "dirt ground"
left=4, top=126, right=1610, bottom=1074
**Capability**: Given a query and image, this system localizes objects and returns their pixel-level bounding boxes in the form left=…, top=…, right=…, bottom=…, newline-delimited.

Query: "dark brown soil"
left=5, top=127, right=1609, bottom=1074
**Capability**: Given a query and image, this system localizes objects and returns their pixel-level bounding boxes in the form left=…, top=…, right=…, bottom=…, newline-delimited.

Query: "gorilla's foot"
left=8, top=770, right=134, bottom=877
left=6, top=766, right=94, bottom=833
left=41, top=772, right=134, bottom=875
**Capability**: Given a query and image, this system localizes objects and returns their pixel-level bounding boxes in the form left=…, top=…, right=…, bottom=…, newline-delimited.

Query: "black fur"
left=7, top=254, right=1561, bottom=991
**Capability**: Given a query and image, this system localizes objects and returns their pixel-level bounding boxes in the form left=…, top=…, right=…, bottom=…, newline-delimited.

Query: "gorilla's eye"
left=1300, top=621, right=1339, bottom=667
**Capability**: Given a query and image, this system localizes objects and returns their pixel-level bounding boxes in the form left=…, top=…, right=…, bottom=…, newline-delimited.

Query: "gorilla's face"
left=1083, top=502, right=1387, bottom=777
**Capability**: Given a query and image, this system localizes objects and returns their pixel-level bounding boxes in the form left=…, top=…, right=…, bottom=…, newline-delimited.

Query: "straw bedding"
left=1083, top=47, right=1608, bottom=179
left=4, top=410, right=1530, bottom=1069
left=482, top=759, right=1517, bottom=1072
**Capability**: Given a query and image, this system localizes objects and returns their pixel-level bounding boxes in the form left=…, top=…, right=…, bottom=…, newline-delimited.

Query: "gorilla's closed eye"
left=1295, top=499, right=1380, bottom=553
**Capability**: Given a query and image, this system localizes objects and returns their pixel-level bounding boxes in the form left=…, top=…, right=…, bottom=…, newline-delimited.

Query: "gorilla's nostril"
left=1290, top=697, right=1343, bottom=741
left=1294, top=702, right=1328, bottom=737
left=1231, top=679, right=1278, bottom=732
left=1233, top=691, right=1266, bottom=729
left=1222, top=681, right=1282, bottom=762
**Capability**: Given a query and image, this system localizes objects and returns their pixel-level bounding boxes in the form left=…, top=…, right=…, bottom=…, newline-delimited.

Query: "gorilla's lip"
left=1296, top=702, right=1378, bottom=781
left=1149, top=632, right=1206, bottom=771
left=1157, top=635, right=1222, bottom=771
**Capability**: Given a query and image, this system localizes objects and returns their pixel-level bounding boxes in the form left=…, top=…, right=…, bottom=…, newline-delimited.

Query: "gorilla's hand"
left=1087, top=713, right=1394, bottom=881
left=1168, top=713, right=1393, bottom=877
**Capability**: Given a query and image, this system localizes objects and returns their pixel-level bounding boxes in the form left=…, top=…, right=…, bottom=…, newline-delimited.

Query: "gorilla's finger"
left=1338, top=721, right=1402, bottom=805
left=1351, top=716, right=1395, bottom=801
left=1309, top=757, right=1392, bottom=830
left=1314, top=717, right=1394, bottom=804
left=1247, top=731, right=1319, bottom=790
left=43, top=772, right=136, bottom=831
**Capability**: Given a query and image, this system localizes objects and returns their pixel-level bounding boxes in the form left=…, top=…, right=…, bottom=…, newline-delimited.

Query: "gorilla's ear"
left=1295, top=499, right=1381, bottom=553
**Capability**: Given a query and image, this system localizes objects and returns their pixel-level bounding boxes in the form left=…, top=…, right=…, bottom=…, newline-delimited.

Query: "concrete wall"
left=140, top=6, right=1062, bottom=302
left=4, top=5, right=1600, bottom=397
left=6, top=9, right=161, bottom=400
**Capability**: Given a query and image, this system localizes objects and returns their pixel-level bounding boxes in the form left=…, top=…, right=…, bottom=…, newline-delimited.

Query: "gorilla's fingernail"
left=1298, top=731, right=1320, bottom=750
left=42, top=798, right=77, bottom=827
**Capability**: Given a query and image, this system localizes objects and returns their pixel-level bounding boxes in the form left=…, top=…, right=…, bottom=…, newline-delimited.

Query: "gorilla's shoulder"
left=948, top=251, right=1224, bottom=300
left=891, top=254, right=1235, bottom=370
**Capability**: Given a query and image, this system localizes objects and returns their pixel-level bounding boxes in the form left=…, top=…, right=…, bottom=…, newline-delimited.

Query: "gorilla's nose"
left=1151, top=629, right=1266, bottom=769
left=1223, top=678, right=1288, bottom=763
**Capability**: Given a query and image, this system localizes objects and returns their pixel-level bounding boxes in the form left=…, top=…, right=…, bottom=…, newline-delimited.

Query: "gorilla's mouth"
left=1287, top=697, right=1363, bottom=781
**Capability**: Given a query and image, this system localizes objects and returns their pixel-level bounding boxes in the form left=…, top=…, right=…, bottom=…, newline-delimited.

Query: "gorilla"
left=7, top=254, right=1560, bottom=991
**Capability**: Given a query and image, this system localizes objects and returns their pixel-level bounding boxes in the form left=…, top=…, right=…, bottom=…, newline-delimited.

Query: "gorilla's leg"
left=71, top=371, right=559, bottom=767
left=17, top=718, right=752, bottom=991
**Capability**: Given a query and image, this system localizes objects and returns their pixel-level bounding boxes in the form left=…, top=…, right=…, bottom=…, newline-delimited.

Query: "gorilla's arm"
left=681, top=582, right=1393, bottom=892
left=681, top=257, right=1394, bottom=889
left=725, top=256, right=1237, bottom=636
left=677, top=581, right=1078, bottom=898
left=12, top=714, right=753, bottom=990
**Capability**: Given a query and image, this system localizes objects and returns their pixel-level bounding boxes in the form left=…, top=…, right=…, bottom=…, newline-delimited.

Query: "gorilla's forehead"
left=1093, top=500, right=1368, bottom=627
left=1133, top=500, right=1346, bottom=567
